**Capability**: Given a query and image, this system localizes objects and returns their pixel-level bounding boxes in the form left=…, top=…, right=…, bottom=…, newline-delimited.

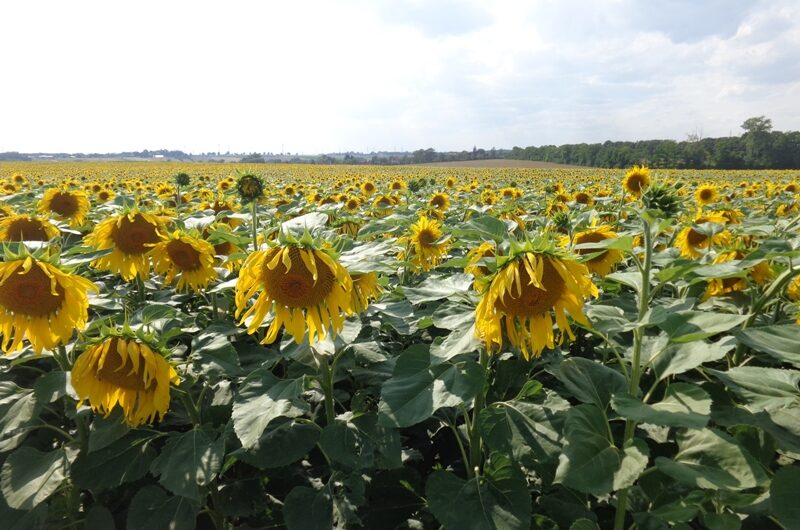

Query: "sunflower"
left=344, top=196, right=361, bottom=213
left=0, top=257, right=97, bottom=354
left=788, top=276, right=800, bottom=302
left=0, top=214, right=60, bottom=242
left=371, top=195, right=396, bottom=217
left=351, top=272, right=383, bottom=313
left=84, top=211, right=165, bottom=280
left=566, top=225, right=624, bottom=277
left=704, top=250, right=773, bottom=300
left=235, top=244, right=354, bottom=344
left=465, top=241, right=496, bottom=290
left=360, top=181, right=377, bottom=196
left=428, top=192, right=451, bottom=212
left=0, top=204, right=13, bottom=218
left=38, top=188, right=91, bottom=228
left=623, top=166, right=651, bottom=197
left=475, top=250, right=598, bottom=360
left=574, top=191, right=593, bottom=205
left=674, top=214, right=730, bottom=259
left=204, top=224, right=244, bottom=271
left=445, top=176, right=456, bottom=188
left=695, top=184, right=718, bottom=207
left=95, top=188, right=115, bottom=204
left=71, top=335, right=179, bottom=427
left=150, top=231, right=217, bottom=292
left=390, top=179, right=407, bottom=192
left=399, top=215, right=450, bottom=272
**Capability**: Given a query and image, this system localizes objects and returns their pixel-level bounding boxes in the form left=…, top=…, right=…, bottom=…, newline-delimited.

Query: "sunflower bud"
left=236, top=173, right=265, bottom=203
left=174, top=172, right=191, bottom=187
left=642, top=183, right=682, bottom=218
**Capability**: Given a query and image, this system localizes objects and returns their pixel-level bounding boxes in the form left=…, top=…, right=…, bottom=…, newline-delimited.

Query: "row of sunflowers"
left=0, top=162, right=799, bottom=530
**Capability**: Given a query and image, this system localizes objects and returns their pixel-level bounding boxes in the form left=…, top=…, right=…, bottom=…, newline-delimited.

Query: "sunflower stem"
left=250, top=199, right=258, bottom=251
left=467, top=347, right=490, bottom=479
left=614, top=216, right=652, bottom=530
left=178, top=391, right=202, bottom=426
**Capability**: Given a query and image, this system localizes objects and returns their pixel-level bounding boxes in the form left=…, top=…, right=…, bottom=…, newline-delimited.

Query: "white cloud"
left=0, top=0, right=798, bottom=153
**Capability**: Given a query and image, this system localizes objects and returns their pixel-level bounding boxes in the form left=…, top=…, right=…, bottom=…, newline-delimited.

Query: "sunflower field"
left=0, top=161, right=799, bottom=530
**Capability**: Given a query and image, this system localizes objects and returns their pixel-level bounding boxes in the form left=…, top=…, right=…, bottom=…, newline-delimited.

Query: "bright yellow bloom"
left=695, top=184, right=718, bottom=207
left=623, top=166, right=651, bottom=197
left=71, top=336, right=179, bottom=427
left=84, top=211, right=165, bottom=280
left=0, top=257, right=97, bottom=354
left=566, top=225, right=624, bottom=277
left=428, top=192, right=451, bottom=212
left=399, top=215, right=450, bottom=272
left=235, top=245, right=354, bottom=344
left=351, top=272, right=383, bottom=313
left=704, top=250, right=773, bottom=300
left=38, top=188, right=91, bottom=227
left=475, top=252, right=598, bottom=360
left=674, top=214, right=730, bottom=259
left=150, top=231, right=217, bottom=292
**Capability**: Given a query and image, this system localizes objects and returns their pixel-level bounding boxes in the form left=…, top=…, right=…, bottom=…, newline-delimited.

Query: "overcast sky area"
left=2, top=0, right=799, bottom=154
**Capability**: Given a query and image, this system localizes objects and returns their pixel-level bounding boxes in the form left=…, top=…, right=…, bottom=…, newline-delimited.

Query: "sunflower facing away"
left=235, top=244, right=354, bottom=344
left=623, top=165, right=651, bottom=197
left=84, top=211, right=165, bottom=280
left=150, top=231, right=217, bottom=292
left=71, top=335, right=179, bottom=427
left=399, top=215, right=450, bottom=272
left=0, top=214, right=60, bottom=242
left=0, top=257, right=97, bottom=354
left=566, top=225, right=624, bottom=277
left=475, top=250, right=598, bottom=360
left=38, top=188, right=91, bottom=228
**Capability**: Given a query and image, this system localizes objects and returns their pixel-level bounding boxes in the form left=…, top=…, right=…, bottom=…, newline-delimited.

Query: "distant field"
left=412, top=158, right=585, bottom=168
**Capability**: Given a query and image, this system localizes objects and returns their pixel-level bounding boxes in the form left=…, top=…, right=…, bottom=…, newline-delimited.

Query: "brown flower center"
left=574, top=231, right=610, bottom=263
left=111, top=214, right=161, bottom=255
left=48, top=192, right=79, bottom=217
left=96, top=339, right=155, bottom=391
left=699, top=189, right=714, bottom=201
left=496, top=258, right=564, bottom=317
left=686, top=228, right=708, bottom=247
left=167, top=239, right=202, bottom=271
left=262, top=247, right=335, bottom=308
left=0, top=263, right=65, bottom=316
left=4, top=218, right=52, bottom=241
left=417, top=228, right=438, bottom=247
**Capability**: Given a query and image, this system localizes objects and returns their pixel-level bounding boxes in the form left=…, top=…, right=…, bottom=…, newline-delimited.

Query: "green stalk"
left=468, top=348, right=490, bottom=478
left=250, top=200, right=258, bottom=251
left=614, top=217, right=652, bottom=530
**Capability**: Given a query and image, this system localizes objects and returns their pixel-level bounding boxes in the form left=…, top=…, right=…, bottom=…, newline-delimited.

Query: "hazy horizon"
left=2, top=0, right=798, bottom=154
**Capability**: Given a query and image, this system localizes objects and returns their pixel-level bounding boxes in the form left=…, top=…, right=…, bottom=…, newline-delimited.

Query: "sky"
left=1, top=0, right=799, bottom=154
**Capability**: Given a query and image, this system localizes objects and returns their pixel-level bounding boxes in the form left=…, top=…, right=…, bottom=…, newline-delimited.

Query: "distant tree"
left=240, top=153, right=266, bottom=163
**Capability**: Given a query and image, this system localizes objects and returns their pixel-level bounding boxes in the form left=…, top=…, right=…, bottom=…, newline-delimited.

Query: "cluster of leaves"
left=1, top=164, right=800, bottom=530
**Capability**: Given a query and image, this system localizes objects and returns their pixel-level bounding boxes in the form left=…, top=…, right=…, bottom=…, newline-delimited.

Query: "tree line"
left=508, top=117, right=800, bottom=169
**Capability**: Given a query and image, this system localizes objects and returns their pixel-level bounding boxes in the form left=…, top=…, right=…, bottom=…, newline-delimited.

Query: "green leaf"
left=85, top=505, right=115, bottom=530
left=87, top=409, right=130, bottom=453
left=191, top=329, right=242, bottom=378
left=33, top=371, right=73, bottom=403
left=232, top=370, right=308, bottom=449
left=701, top=513, right=741, bottom=530
left=72, top=432, right=157, bottom=490
left=126, top=485, right=198, bottom=530
left=649, top=337, right=736, bottom=381
left=606, top=271, right=643, bottom=294
left=430, top=323, right=480, bottom=364
left=737, top=325, right=800, bottom=368
left=554, top=357, right=626, bottom=410
left=771, top=466, right=800, bottom=530
left=451, top=215, right=509, bottom=242
left=150, top=428, right=224, bottom=501
left=655, top=428, right=768, bottom=490
left=707, top=366, right=800, bottom=409
left=432, top=301, right=475, bottom=330
left=0, top=384, right=38, bottom=452
left=611, top=384, right=711, bottom=429
left=233, top=420, right=319, bottom=469
left=613, top=438, right=650, bottom=490
left=378, top=346, right=484, bottom=427
left=283, top=486, right=333, bottom=530
left=403, top=273, right=473, bottom=304
left=555, top=404, right=622, bottom=495
left=426, top=454, right=531, bottom=530
left=0, top=447, right=66, bottom=510
left=657, top=311, right=748, bottom=343
left=570, top=520, right=600, bottom=530
left=478, top=395, right=568, bottom=479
